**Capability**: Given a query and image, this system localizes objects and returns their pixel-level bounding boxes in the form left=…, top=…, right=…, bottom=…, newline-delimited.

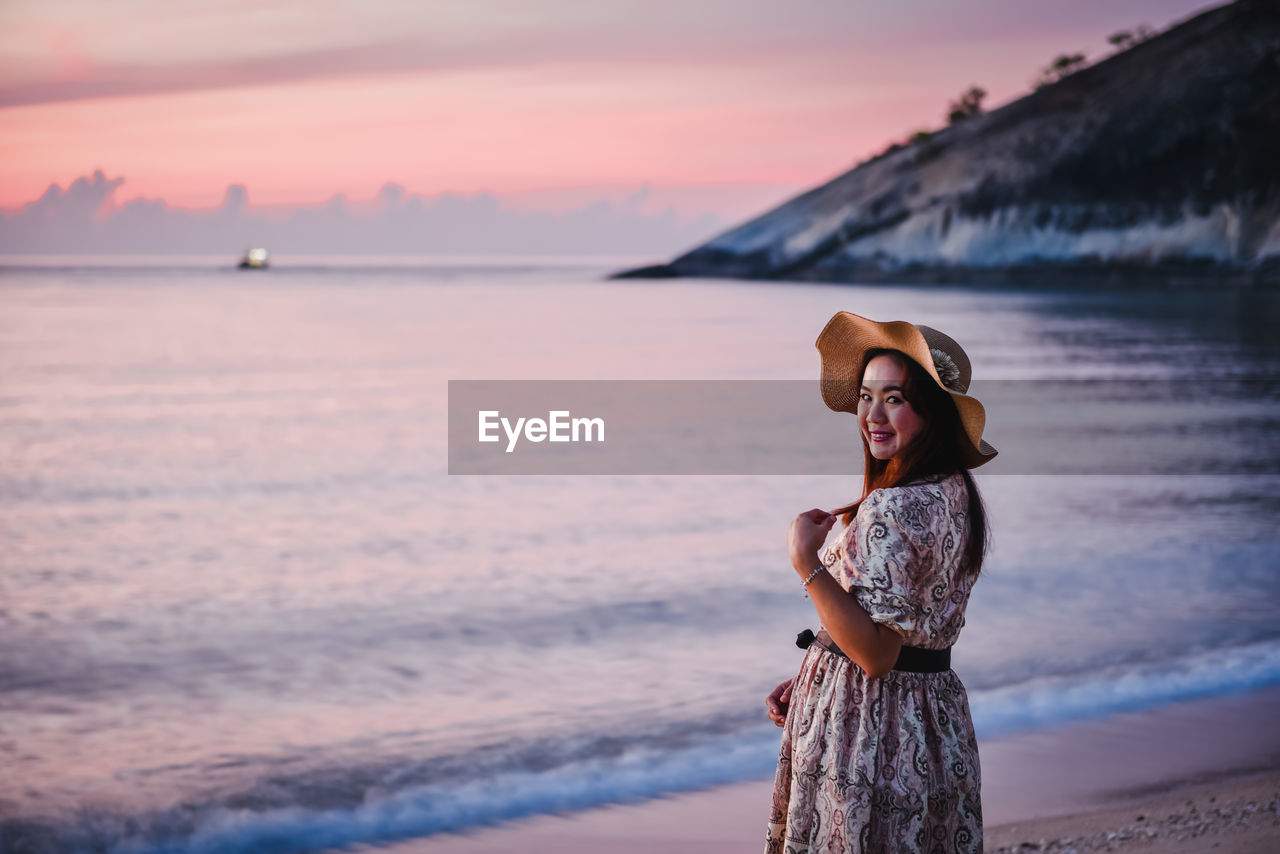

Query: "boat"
left=237, top=248, right=269, bottom=269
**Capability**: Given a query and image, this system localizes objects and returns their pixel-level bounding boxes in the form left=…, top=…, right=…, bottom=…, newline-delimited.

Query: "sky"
left=0, top=0, right=1221, bottom=251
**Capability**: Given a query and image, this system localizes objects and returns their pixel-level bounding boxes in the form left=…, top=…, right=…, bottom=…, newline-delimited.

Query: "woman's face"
left=858, top=354, right=925, bottom=462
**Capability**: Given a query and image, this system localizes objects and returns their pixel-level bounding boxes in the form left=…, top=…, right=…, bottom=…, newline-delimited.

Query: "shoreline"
left=609, top=260, right=1280, bottom=289
left=367, top=686, right=1280, bottom=853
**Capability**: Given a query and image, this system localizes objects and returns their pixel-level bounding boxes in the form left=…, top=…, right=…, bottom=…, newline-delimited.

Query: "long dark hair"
left=831, top=348, right=989, bottom=578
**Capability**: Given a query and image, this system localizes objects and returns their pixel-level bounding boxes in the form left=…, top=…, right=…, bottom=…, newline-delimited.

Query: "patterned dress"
left=766, top=472, right=982, bottom=854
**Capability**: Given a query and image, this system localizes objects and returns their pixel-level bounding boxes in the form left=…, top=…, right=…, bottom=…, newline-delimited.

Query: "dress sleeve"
left=845, top=490, right=936, bottom=636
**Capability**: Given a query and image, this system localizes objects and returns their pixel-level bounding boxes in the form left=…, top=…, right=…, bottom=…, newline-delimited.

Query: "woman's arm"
left=789, top=509, right=904, bottom=679
left=801, top=565, right=903, bottom=679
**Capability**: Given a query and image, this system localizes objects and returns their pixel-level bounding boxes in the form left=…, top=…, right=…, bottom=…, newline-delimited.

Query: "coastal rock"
left=616, top=0, right=1280, bottom=286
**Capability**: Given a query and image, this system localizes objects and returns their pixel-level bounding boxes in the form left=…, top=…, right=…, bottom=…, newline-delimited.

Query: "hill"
left=616, top=0, right=1280, bottom=286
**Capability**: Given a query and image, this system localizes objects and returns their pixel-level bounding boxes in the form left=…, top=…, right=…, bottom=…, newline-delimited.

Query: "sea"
left=2, top=256, right=1278, bottom=854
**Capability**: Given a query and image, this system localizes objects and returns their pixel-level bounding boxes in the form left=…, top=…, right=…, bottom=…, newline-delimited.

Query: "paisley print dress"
left=766, top=472, right=982, bottom=854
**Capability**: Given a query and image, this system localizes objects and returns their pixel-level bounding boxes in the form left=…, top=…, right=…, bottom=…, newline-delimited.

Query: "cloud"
left=0, top=0, right=1213, bottom=108
left=24, top=169, right=125, bottom=218
left=0, top=170, right=128, bottom=246
left=0, top=0, right=807, bottom=107
left=0, top=37, right=485, bottom=108
left=0, top=171, right=729, bottom=256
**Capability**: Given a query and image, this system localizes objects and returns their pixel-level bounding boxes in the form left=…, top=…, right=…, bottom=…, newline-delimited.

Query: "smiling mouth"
left=869, top=432, right=894, bottom=442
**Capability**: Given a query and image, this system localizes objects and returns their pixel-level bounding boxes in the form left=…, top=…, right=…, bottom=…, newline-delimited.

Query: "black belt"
left=796, top=628, right=951, bottom=673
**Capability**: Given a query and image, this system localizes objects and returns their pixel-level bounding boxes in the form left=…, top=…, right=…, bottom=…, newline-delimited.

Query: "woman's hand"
left=765, top=678, right=794, bottom=727
left=789, top=509, right=836, bottom=576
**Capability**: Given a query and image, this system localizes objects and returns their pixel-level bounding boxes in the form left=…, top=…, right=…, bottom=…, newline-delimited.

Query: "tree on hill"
left=1033, top=52, right=1089, bottom=89
left=1107, top=24, right=1155, bottom=52
left=947, top=86, right=987, bottom=125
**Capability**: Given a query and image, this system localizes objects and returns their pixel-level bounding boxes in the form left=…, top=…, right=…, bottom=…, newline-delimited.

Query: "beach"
left=375, top=686, right=1280, bottom=853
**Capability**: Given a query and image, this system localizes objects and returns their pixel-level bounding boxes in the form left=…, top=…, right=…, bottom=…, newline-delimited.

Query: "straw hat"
left=816, top=311, right=997, bottom=469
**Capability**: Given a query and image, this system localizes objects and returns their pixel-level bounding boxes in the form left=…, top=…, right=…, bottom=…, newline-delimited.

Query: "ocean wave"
left=8, top=638, right=1280, bottom=854
left=969, top=636, right=1280, bottom=736
left=3, top=723, right=780, bottom=854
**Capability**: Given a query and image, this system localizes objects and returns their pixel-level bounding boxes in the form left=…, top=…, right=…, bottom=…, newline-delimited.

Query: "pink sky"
left=0, top=0, right=1218, bottom=219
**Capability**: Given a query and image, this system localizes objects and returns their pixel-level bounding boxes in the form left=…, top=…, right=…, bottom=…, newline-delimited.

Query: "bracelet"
left=801, top=565, right=826, bottom=587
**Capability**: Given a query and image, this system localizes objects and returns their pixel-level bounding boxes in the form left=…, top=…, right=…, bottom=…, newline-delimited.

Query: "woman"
left=764, top=311, right=996, bottom=853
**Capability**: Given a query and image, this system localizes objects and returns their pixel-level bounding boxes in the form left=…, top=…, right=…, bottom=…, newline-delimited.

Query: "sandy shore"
left=367, top=686, right=1280, bottom=853
left=986, top=771, right=1279, bottom=853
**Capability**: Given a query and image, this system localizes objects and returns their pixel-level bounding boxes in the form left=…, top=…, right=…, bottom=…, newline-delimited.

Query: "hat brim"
left=816, top=311, right=997, bottom=469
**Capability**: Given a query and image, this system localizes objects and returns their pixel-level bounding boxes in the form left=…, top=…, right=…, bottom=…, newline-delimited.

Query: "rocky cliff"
left=617, top=0, right=1280, bottom=286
